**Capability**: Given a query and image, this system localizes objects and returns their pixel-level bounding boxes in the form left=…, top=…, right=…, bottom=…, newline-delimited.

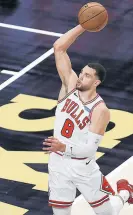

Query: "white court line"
left=0, top=48, right=54, bottom=91
left=1, top=70, right=17, bottom=75
left=0, top=23, right=63, bottom=37
left=0, top=23, right=63, bottom=90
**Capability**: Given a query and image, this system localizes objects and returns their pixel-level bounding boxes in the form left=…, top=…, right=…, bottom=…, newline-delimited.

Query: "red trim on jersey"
left=89, top=195, right=109, bottom=208
left=54, top=152, right=87, bottom=160
left=54, top=151, right=63, bottom=156
left=72, top=157, right=88, bottom=160
left=89, top=100, right=104, bottom=121
left=78, top=91, right=99, bottom=105
left=58, top=88, right=76, bottom=104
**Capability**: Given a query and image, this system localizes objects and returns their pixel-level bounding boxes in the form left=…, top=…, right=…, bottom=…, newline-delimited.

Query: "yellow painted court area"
left=0, top=202, right=28, bottom=215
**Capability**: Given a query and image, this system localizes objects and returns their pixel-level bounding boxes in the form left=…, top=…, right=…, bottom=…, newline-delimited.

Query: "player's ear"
left=94, top=80, right=101, bottom=87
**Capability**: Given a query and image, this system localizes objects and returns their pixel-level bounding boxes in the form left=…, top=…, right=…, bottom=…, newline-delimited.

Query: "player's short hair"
left=87, top=63, right=106, bottom=83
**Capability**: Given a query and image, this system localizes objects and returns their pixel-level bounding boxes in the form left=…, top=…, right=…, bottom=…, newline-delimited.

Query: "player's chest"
left=59, top=96, right=91, bottom=130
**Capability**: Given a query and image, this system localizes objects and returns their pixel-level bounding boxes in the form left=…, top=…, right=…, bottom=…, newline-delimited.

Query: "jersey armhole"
left=89, top=100, right=105, bottom=121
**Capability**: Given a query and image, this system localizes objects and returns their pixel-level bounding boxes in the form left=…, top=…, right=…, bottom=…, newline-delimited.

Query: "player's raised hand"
left=42, top=136, right=66, bottom=154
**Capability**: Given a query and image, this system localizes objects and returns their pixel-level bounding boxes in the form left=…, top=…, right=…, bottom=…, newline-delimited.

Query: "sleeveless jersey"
left=54, top=88, right=104, bottom=156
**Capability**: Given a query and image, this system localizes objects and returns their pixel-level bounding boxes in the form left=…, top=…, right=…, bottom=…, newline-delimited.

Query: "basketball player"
left=43, top=25, right=133, bottom=215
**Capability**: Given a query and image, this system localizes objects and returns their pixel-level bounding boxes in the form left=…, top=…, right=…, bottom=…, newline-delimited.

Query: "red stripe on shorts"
left=49, top=203, right=72, bottom=208
left=49, top=200, right=73, bottom=208
left=49, top=200, right=73, bottom=204
left=89, top=195, right=109, bottom=208
left=90, top=197, right=110, bottom=208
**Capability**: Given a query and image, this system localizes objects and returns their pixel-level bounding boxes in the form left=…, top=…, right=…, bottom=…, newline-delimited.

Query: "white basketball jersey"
left=54, top=88, right=104, bottom=156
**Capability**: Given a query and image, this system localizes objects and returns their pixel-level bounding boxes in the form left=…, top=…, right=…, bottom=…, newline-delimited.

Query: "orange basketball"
left=78, top=2, right=108, bottom=32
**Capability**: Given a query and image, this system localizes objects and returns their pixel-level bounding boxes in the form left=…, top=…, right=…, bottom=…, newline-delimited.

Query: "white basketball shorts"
left=48, top=152, right=115, bottom=209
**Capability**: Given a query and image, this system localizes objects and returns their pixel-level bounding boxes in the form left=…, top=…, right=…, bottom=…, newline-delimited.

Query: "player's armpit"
left=58, top=71, right=78, bottom=102
left=58, top=84, right=68, bottom=102
left=89, top=103, right=110, bottom=135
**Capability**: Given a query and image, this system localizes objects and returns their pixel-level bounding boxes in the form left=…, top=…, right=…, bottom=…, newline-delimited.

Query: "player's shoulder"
left=93, top=101, right=110, bottom=116
left=97, top=101, right=108, bottom=109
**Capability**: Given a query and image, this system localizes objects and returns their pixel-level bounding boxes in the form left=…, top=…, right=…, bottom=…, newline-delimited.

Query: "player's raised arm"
left=53, top=25, right=85, bottom=100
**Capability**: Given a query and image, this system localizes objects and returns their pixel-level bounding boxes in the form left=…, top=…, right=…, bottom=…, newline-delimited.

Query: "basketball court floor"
left=0, top=0, right=133, bottom=214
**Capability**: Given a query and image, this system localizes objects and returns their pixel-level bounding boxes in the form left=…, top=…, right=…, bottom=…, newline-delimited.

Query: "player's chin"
left=76, top=84, right=82, bottom=90
left=76, top=85, right=84, bottom=91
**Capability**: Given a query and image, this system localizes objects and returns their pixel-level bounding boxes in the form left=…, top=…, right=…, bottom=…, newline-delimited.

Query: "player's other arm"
left=53, top=25, right=85, bottom=101
left=63, top=103, right=110, bottom=157
left=89, top=103, right=110, bottom=135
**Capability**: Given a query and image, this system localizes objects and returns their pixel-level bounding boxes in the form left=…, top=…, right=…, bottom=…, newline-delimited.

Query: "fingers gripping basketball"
left=78, top=2, right=108, bottom=32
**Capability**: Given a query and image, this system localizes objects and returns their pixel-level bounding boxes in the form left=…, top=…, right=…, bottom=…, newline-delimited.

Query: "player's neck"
left=78, top=89, right=97, bottom=103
